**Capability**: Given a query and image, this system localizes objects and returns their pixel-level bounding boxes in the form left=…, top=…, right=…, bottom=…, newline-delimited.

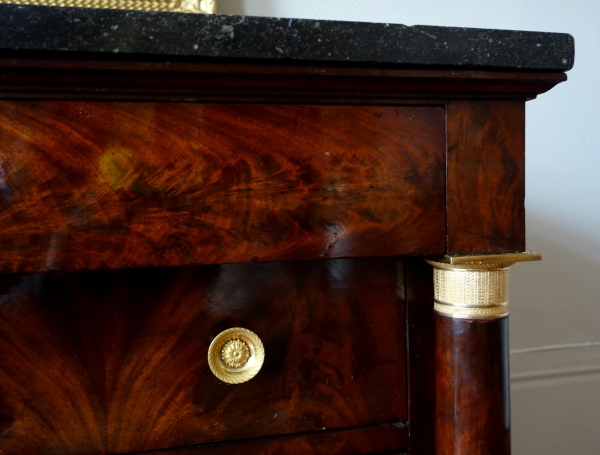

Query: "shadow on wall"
left=218, top=1, right=246, bottom=15
left=510, top=217, right=600, bottom=354
left=511, top=219, right=600, bottom=455
left=510, top=215, right=600, bottom=455
left=218, top=0, right=287, bottom=18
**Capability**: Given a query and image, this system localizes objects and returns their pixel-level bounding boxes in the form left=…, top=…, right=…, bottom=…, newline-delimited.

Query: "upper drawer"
left=0, top=103, right=445, bottom=273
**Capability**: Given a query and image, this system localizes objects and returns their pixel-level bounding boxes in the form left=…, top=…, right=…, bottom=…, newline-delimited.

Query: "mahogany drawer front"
left=154, top=424, right=409, bottom=455
left=0, top=257, right=407, bottom=454
left=0, top=102, right=445, bottom=273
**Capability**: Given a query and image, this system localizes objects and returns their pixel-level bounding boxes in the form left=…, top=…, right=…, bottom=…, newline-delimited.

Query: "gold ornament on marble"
left=0, top=0, right=217, bottom=14
left=208, top=327, right=264, bottom=384
left=426, top=252, right=541, bottom=320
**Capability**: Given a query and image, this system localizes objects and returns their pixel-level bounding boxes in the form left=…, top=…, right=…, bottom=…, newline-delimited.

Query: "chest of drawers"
left=0, top=5, right=573, bottom=454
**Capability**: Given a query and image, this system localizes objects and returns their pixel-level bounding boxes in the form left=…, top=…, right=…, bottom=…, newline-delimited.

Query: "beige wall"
left=217, top=1, right=600, bottom=453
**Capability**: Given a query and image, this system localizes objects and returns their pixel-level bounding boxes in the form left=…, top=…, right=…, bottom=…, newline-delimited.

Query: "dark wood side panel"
left=446, top=100, right=525, bottom=254
left=0, top=102, right=445, bottom=273
left=434, top=316, right=510, bottom=455
left=405, top=259, right=435, bottom=455
left=131, top=424, right=408, bottom=455
left=0, top=257, right=407, bottom=454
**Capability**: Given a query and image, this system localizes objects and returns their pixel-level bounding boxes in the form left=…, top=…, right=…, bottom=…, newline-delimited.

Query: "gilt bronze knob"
left=208, top=327, right=265, bottom=384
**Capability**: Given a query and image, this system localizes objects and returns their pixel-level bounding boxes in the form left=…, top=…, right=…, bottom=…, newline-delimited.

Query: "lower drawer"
left=152, top=424, right=409, bottom=455
left=0, top=257, right=407, bottom=454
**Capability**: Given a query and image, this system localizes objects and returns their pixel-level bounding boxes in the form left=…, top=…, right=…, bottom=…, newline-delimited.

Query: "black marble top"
left=0, top=4, right=574, bottom=71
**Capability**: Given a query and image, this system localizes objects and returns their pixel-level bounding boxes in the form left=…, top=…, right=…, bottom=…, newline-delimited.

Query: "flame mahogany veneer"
left=0, top=259, right=408, bottom=453
left=0, top=102, right=445, bottom=273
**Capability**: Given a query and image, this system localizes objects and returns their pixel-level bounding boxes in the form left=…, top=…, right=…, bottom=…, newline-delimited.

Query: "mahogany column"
left=427, top=253, right=541, bottom=455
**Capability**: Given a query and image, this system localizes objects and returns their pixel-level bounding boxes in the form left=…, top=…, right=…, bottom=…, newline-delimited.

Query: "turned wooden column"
left=427, top=253, right=541, bottom=455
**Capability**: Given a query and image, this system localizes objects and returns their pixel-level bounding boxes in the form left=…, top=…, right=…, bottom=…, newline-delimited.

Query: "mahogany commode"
left=0, top=5, right=574, bottom=454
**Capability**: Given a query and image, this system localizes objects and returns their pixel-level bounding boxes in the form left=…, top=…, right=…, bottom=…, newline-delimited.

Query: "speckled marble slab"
left=0, top=4, right=574, bottom=71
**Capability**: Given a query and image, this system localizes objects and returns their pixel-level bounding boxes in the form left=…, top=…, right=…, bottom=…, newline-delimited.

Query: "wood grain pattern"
left=0, top=102, right=445, bottom=273
left=145, top=424, right=408, bottom=455
left=434, top=315, right=510, bottom=455
left=0, top=257, right=407, bottom=454
left=447, top=100, right=526, bottom=254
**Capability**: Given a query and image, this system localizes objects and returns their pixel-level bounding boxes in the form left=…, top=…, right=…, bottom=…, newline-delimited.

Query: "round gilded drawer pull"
left=208, top=327, right=265, bottom=384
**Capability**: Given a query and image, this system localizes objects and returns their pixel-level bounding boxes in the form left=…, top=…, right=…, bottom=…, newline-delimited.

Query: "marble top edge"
left=0, top=4, right=575, bottom=71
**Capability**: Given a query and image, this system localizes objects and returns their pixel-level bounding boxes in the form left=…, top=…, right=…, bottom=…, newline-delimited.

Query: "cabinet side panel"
left=447, top=100, right=525, bottom=254
left=406, top=258, right=435, bottom=455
